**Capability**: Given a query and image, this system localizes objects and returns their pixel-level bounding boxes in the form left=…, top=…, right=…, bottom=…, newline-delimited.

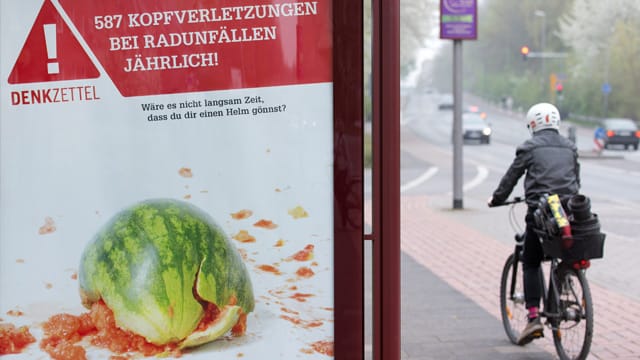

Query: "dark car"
left=600, top=118, right=639, bottom=150
left=462, top=112, right=492, bottom=144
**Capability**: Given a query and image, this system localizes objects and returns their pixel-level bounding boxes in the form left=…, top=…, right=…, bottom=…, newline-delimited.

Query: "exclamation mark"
left=43, top=24, right=59, bottom=74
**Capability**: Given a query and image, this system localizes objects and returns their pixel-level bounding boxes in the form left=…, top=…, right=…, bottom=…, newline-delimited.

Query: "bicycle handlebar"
left=488, top=196, right=525, bottom=208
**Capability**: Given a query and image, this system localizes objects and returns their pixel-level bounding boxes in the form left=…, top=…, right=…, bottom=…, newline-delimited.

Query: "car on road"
left=599, top=118, right=639, bottom=150
left=462, top=112, right=492, bottom=144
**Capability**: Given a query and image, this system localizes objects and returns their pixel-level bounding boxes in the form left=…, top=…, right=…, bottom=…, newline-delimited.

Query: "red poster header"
left=10, top=0, right=332, bottom=97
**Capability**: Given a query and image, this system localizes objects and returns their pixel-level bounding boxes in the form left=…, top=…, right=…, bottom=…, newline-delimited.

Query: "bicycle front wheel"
left=551, top=267, right=593, bottom=360
left=500, top=253, right=528, bottom=344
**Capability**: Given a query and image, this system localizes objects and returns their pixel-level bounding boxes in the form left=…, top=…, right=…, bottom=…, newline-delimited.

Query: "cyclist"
left=488, top=102, right=581, bottom=345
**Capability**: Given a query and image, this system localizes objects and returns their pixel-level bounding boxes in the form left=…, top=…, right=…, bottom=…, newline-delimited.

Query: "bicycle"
left=491, top=194, right=605, bottom=360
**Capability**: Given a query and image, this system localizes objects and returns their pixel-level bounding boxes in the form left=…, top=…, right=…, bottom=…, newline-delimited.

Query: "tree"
left=400, top=0, right=437, bottom=78
left=558, top=0, right=640, bottom=119
left=363, top=0, right=436, bottom=121
left=608, top=20, right=640, bottom=119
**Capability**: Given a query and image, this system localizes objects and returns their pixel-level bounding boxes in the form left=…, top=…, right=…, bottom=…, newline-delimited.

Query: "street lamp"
left=534, top=10, right=546, bottom=98
left=534, top=10, right=546, bottom=51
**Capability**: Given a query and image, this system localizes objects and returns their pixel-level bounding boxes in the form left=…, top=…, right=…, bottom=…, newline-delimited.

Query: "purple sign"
left=440, top=0, right=477, bottom=40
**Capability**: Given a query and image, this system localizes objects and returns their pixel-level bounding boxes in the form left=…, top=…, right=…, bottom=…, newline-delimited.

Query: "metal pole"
left=541, top=14, right=546, bottom=97
left=535, top=10, right=546, bottom=98
left=452, top=39, right=463, bottom=209
left=604, top=37, right=611, bottom=117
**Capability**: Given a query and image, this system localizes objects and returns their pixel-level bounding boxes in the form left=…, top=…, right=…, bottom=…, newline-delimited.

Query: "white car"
left=462, top=112, right=492, bottom=144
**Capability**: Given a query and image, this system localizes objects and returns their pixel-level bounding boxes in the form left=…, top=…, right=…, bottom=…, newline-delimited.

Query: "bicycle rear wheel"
left=500, top=253, right=528, bottom=344
left=551, top=267, right=593, bottom=360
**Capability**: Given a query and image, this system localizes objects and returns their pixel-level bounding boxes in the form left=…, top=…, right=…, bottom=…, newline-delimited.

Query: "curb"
left=578, top=151, right=625, bottom=160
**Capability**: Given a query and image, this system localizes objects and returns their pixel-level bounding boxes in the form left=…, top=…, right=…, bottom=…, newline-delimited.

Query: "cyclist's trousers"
left=523, top=210, right=544, bottom=309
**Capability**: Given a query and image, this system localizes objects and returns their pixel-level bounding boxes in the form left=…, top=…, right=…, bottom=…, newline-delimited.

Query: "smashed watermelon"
left=78, top=199, right=254, bottom=348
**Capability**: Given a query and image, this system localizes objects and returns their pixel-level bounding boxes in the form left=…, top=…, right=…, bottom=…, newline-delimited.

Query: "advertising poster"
left=0, top=0, right=334, bottom=358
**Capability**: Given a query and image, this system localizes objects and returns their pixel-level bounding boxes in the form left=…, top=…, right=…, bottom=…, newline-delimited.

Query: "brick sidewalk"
left=400, top=195, right=640, bottom=359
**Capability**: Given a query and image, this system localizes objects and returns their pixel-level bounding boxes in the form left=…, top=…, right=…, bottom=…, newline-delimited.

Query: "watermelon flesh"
left=79, top=199, right=254, bottom=347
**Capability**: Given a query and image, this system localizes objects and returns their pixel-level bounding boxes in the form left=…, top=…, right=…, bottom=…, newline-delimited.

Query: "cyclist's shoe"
left=517, top=318, right=544, bottom=345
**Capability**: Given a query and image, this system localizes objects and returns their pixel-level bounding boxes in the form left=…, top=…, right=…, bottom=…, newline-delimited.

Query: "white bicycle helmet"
left=525, top=102, right=561, bottom=134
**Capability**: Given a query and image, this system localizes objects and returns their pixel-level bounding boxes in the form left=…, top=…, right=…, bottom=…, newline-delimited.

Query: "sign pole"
left=452, top=39, right=463, bottom=209
left=440, top=0, right=477, bottom=209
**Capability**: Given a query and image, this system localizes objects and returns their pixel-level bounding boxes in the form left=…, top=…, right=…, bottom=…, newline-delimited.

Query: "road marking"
left=443, top=164, right=489, bottom=196
left=464, top=165, right=489, bottom=191
left=400, top=164, right=488, bottom=194
left=400, top=167, right=439, bottom=193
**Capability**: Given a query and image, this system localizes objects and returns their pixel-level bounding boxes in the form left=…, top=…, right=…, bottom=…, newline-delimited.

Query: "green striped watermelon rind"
left=79, top=198, right=255, bottom=346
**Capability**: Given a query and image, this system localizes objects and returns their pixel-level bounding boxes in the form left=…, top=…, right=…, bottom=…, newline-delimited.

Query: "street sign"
left=602, top=83, right=612, bottom=95
left=440, top=0, right=477, bottom=40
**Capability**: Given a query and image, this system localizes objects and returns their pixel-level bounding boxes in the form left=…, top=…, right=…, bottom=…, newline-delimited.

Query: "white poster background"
left=0, top=1, right=334, bottom=358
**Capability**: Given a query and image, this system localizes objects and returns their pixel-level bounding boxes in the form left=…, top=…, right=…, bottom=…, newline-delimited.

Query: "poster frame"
left=332, top=0, right=365, bottom=358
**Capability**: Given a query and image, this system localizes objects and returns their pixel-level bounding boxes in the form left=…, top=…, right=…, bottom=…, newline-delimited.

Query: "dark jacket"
left=492, top=129, right=580, bottom=207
